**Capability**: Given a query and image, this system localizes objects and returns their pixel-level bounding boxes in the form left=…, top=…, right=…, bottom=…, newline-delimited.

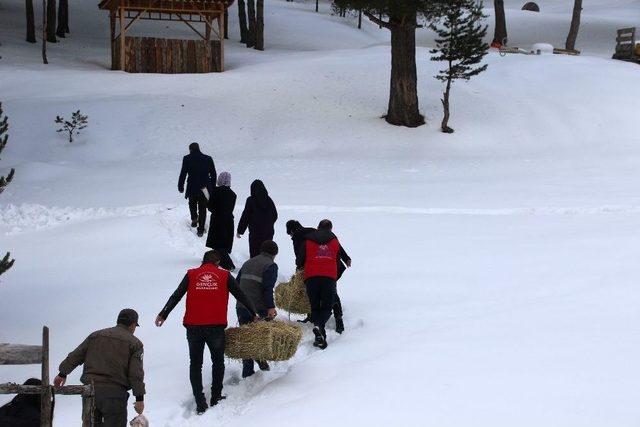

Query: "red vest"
left=183, top=264, right=230, bottom=326
left=304, top=238, right=340, bottom=280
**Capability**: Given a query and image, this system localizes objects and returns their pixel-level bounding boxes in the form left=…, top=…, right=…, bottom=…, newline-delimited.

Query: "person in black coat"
left=237, top=180, right=278, bottom=258
left=0, top=378, right=41, bottom=427
left=206, top=172, right=237, bottom=271
left=178, top=142, right=217, bottom=237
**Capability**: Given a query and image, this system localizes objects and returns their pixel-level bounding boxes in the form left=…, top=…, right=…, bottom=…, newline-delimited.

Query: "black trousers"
left=248, top=231, right=274, bottom=258
left=83, top=386, right=128, bottom=427
left=188, top=193, right=207, bottom=232
left=305, top=277, right=336, bottom=330
left=333, top=292, right=343, bottom=318
left=186, top=325, right=225, bottom=404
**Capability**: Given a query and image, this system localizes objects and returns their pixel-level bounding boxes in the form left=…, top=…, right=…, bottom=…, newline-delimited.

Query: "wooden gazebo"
left=98, top=0, right=234, bottom=73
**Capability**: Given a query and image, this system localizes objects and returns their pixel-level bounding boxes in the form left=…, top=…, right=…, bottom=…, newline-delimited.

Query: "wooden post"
left=218, top=12, right=224, bottom=71
left=119, top=4, right=126, bottom=70
left=41, top=326, right=52, bottom=427
left=205, top=15, right=211, bottom=41
left=110, top=9, right=116, bottom=70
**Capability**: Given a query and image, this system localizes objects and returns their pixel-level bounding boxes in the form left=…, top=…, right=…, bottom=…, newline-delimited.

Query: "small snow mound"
left=532, top=43, right=554, bottom=55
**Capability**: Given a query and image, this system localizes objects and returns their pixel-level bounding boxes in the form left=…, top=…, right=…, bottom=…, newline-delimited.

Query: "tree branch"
left=363, top=11, right=391, bottom=29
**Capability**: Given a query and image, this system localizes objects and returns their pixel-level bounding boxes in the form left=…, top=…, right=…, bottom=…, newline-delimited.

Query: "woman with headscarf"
left=206, top=171, right=237, bottom=270
left=237, top=179, right=278, bottom=258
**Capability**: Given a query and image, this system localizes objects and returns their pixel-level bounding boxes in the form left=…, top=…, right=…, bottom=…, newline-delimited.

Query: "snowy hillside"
left=1, top=0, right=640, bottom=426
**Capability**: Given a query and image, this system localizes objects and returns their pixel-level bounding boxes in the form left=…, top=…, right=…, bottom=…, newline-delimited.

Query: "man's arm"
left=228, top=274, right=257, bottom=317
left=57, top=336, right=90, bottom=379
left=128, top=343, right=146, bottom=401
left=158, top=274, right=189, bottom=320
left=339, top=244, right=352, bottom=265
left=237, top=199, right=251, bottom=235
left=262, top=264, right=278, bottom=309
left=209, top=157, right=217, bottom=190
left=178, top=157, right=188, bottom=192
left=295, top=240, right=306, bottom=270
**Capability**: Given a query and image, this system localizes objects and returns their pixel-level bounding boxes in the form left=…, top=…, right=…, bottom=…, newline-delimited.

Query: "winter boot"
left=257, top=360, right=270, bottom=371
left=197, top=229, right=204, bottom=237
left=195, top=397, right=208, bottom=415
left=210, top=395, right=227, bottom=407
left=312, top=327, right=328, bottom=350
left=335, top=316, right=344, bottom=334
left=191, top=220, right=198, bottom=228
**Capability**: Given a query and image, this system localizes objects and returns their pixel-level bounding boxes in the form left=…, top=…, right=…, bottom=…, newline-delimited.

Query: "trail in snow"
left=3, top=202, right=640, bottom=235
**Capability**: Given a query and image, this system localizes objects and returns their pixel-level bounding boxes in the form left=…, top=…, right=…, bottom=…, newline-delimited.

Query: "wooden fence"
left=115, top=36, right=223, bottom=73
left=0, top=326, right=94, bottom=427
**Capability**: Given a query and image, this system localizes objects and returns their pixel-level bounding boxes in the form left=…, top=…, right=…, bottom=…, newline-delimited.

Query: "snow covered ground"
left=1, top=0, right=640, bottom=426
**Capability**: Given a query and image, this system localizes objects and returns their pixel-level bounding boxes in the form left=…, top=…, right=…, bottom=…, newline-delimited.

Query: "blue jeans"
left=236, top=307, right=267, bottom=377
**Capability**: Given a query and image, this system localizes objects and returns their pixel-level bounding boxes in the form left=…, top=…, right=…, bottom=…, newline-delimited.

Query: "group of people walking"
left=32, top=143, right=352, bottom=426
left=178, top=142, right=278, bottom=271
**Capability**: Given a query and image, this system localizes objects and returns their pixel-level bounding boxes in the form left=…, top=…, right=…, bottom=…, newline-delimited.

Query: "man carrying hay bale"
left=296, top=220, right=344, bottom=349
left=155, top=250, right=258, bottom=415
left=316, top=219, right=352, bottom=334
left=235, top=240, right=280, bottom=378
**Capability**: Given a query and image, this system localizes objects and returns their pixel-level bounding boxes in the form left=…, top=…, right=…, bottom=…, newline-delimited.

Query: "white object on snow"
left=532, top=43, right=554, bottom=54
left=130, top=414, right=149, bottom=427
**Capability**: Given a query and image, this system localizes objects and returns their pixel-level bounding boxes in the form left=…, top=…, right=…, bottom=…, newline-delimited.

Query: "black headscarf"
left=250, top=179, right=271, bottom=209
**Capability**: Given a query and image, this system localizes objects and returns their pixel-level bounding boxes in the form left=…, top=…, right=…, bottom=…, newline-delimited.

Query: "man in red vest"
left=155, top=250, right=257, bottom=415
left=296, top=219, right=342, bottom=350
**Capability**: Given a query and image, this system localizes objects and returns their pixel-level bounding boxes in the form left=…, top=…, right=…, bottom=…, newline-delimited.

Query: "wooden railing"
left=0, top=326, right=94, bottom=427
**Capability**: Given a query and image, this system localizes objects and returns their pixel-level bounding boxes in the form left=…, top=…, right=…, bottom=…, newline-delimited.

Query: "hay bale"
left=225, top=321, right=302, bottom=361
left=274, top=270, right=311, bottom=314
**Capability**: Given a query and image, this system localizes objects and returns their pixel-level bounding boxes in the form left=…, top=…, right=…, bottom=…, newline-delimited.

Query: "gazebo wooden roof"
left=98, top=0, right=235, bottom=72
left=98, top=0, right=234, bottom=13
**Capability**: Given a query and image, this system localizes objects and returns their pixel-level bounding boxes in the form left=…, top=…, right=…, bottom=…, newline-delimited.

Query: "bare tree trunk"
left=315, top=0, right=318, bottom=12
left=387, top=16, right=423, bottom=127
left=26, top=0, right=36, bottom=42
left=237, top=0, right=248, bottom=43
left=565, top=0, right=582, bottom=51
left=46, top=0, right=57, bottom=43
left=224, top=9, right=229, bottom=39
left=441, top=75, right=453, bottom=133
left=246, top=0, right=256, bottom=47
left=492, top=0, right=507, bottom=46
left=358, top=9, right=362, bottom=29
left=56, top=0, right=69, bottom=37
left=42, top=0, right=48, bottom=63
left=255, top=0, right=264, bottom=50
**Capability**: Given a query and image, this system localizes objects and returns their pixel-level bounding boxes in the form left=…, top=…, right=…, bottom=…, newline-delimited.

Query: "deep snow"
left=1, top=0, right=640, bottom=426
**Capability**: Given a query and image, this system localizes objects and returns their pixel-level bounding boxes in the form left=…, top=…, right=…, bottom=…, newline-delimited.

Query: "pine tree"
left=332, top=0, right=443, bottom=128
left=430, top=0, right=488, bottom=133
left=0, top=103, right=16, bottom=276
left=55, top=110, right=88, bottom=143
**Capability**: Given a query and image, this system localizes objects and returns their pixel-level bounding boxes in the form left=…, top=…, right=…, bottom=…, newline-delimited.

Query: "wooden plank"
left=186, top=39, right=196, bottom=72
left=134, top=36, right=143, bottom=73
left=0, top=383, right=93, bottom=397
left=617, top=27, right=635, bottom=35
left=0, top=344, right=42, bottom=365
left=616, top=35, right=635, bottom=43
